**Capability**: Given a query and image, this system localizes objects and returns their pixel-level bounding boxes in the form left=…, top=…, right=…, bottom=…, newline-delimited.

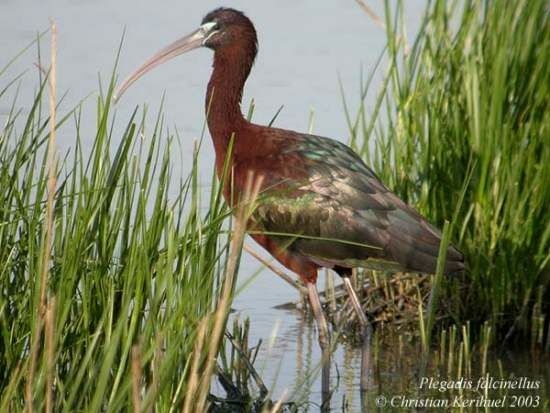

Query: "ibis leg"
left=306, top=281, right=331, bottom=409
left=342, top=276, right=375, bottom=391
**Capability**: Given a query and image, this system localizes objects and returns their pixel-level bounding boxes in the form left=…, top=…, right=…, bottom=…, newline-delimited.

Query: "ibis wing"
left=252, top=134, right=464, bottom=274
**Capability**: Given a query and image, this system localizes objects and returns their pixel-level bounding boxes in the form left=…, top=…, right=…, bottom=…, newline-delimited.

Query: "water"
left=2, top=1, right=547, bottom=411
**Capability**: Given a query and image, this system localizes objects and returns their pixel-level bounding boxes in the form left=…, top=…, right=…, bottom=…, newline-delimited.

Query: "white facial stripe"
left=200, top=22, right=217, bottom=33
left=199, top=21, right=219, bottom=45
left=203, top=30, right=219, bottom=44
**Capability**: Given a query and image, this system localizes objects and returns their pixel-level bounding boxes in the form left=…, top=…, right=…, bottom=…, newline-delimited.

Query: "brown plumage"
left=200, top=8, right=464, bottom=283
left=116, top=7, right=464, bottom=285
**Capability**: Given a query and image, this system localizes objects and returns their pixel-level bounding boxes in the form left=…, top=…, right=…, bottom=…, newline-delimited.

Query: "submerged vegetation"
left=0, top=0, right=548, bottom=411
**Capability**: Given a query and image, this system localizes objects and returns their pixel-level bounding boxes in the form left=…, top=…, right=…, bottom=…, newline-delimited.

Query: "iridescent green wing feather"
left=252, top=133, right=464, bottom=275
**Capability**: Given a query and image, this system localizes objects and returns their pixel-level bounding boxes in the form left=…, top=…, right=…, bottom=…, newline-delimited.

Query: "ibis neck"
left=206, top=46, right=254, bottom=160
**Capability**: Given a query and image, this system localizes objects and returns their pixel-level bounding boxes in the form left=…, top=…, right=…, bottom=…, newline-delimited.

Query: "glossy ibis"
left=115, top=7, right=464, bottom=407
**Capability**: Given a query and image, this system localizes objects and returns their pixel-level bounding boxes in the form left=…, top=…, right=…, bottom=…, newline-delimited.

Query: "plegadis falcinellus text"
left=115, top=7, right=464, bottom=407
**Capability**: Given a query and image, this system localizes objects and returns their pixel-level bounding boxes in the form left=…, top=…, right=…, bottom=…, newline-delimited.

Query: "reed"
left=344, top=0, right=549, bottom=345
left=0, top=36, right=261, bottom=411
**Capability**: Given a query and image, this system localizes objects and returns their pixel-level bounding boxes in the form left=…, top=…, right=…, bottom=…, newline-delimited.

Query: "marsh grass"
left=0, top=32, right=270, bottom=411
left=344, top=0, right=550, bottom=345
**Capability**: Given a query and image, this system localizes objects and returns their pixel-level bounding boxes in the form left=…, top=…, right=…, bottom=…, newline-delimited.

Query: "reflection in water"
left=235, top=308, right=549, bottom=412
left=272, top=313, right=361, bottom=411
left=342, top=343, right=356, bottom=411
left=288, top=312, right=316, bottom=408
left=293, top=312, right=306, bottom=392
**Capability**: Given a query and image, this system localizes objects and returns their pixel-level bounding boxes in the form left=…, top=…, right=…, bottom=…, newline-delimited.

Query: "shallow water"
left=2, top=1, right=548, bottom=411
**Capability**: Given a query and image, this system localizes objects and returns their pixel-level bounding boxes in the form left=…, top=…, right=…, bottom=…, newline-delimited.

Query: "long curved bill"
left=113, top=22, right=217, bottom=102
